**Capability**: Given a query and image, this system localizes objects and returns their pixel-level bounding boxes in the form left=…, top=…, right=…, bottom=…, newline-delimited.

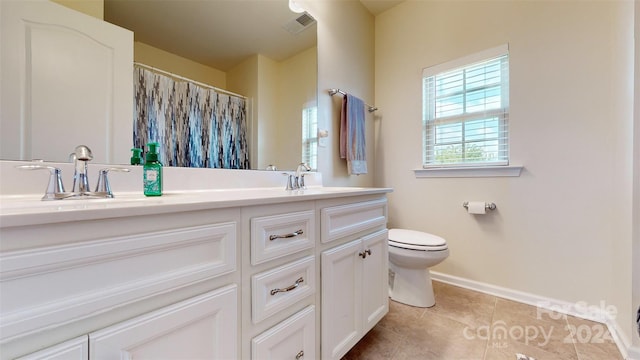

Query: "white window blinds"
left=422, top=45, right=509, bottom=167
left=301, top=102, right=318, bottom=170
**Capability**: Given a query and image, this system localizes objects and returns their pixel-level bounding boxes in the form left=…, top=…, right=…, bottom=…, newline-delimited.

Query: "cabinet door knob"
left=270, top=277, right=304, bottom=295
left=295, top=350, right=304, bottom=359
left=269, top=229, right=304, bottom=241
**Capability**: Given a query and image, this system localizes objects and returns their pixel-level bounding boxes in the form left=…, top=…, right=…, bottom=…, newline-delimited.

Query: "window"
left=301, top=102, right=318, bottom=170
left=422, top=45, right=509, bottom=168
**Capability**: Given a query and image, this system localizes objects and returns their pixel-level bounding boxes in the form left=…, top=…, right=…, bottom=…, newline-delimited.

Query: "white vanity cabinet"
left=319, top=198, right=389, bottom=360
left=0, top=186, right=391, bottom=360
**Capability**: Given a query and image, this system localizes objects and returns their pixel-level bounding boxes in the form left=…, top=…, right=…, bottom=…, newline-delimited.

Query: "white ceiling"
left=104, top=0, right=402, bottom=72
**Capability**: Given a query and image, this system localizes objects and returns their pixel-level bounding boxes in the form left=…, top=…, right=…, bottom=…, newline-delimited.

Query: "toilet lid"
left=388, top=228, right=447, bottom=251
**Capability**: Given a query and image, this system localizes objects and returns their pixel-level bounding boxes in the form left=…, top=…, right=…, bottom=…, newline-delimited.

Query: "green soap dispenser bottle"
left=143, top=142, right=162, bottom=196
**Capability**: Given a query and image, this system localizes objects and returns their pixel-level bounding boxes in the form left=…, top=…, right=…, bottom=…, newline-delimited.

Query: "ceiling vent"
left=283, top=11, right=316, bottom=35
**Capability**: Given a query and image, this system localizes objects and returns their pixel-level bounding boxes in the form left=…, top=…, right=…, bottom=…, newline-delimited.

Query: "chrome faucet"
left=281, top=162, right=311, bottom=190
left=17, top=145, right=129, bottom=200
left=70, top=145, right=93, bottom=193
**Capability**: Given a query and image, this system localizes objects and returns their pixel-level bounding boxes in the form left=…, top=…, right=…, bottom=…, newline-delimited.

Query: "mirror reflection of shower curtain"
left=133, top=66, right=250, bottom=169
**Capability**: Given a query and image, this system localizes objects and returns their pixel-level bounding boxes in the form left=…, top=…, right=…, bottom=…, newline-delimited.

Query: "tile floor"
left=343, top=281, right=624, bottom=360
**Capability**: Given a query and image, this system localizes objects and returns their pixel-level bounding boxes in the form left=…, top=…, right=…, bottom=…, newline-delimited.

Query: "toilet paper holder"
left=462, top=202, right=497, bottom=211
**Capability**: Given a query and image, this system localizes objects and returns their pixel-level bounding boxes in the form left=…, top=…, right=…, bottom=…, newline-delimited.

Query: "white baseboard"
left=431, top=271, right=638, bottom=360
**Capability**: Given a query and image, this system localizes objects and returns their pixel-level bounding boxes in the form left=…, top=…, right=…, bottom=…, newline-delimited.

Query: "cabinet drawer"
left=252, top=305, right=315, bottom=360
left=252, top=256, right=315, bottom=324
left=321, top=198, right=387, bottom=244
left=251, top=210, right=315, bottom=265
left=0, top=222, right=236, bottom=341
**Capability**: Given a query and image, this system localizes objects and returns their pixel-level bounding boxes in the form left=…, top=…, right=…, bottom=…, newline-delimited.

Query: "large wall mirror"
left=0, top=0, right=317, bottom=171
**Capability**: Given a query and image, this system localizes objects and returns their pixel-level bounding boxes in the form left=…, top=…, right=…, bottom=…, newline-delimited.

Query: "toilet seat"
left=388, top=229, right=448, bottom=251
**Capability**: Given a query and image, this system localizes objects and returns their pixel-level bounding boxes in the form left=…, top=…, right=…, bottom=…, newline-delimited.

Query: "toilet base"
left=389, top=262, right=436, bottom=308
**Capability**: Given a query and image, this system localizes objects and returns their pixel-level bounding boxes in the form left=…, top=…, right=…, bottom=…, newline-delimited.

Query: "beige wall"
left=303, top=0, right=375, bottom=187
left=134, top=42, right=226, bottom=89
left=52, top=0, right=103, bottom=19
left=375, top=0, right=635, bottom=351
left=275, top=46, right=317, bottom=170
left=257, top=55, right=280, bottom=170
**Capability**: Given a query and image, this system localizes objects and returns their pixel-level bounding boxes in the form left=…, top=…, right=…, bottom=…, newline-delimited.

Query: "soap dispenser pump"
left=130, top=147, right=143, bottom=165
left=143, top=142, right=162, bottom=196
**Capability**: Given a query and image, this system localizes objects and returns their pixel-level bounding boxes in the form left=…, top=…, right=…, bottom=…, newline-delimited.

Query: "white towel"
left=340, top=94, right=367, bottom=175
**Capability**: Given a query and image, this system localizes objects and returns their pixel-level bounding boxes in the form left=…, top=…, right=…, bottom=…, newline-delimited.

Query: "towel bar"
left=328, top=88, right=378, bottom=112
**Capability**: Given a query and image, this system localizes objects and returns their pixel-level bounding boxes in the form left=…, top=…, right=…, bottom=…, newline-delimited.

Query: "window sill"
left=414, top=165, right=523, bottom=178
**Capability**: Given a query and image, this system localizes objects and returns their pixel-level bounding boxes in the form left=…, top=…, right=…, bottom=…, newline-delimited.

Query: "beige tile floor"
left=343, top=281, right=624, bottom=360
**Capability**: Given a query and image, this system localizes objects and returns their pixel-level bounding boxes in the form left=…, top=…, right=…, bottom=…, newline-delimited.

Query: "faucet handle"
left=16, top=164, right=65, bottom=200
left=95, top=167, right=130, bottom=198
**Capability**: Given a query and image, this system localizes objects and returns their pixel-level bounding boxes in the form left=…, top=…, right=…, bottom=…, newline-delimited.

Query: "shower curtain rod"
left=328, top=88, right=378, bottom=113
left=134, top=62, right=247, bottom=99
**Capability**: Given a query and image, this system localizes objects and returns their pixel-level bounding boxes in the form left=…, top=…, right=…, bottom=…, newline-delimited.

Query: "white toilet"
left=388, top=228, right=449, bottom=308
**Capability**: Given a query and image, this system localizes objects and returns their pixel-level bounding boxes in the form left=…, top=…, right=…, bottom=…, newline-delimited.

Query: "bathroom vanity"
left=0, top=162, right=391, bottom=360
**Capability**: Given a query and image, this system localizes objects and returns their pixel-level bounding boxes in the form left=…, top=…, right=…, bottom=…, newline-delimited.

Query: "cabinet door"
left=321, top=240, right=362, bottom=360
left=16, top=336, right=88, bottom=360
left=89, top=285, right=237, bottom=360
left=0, top=0, right=133, bottom=163
left=361, top=229, right=389, bottom=334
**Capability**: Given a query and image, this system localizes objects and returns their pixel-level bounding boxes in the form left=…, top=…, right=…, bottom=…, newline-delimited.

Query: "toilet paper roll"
left=467, top=201, right=486, bottom=215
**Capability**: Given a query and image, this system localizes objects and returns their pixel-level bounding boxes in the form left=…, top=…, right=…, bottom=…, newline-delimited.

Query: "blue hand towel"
left=340, top=94, right=367, bottom=175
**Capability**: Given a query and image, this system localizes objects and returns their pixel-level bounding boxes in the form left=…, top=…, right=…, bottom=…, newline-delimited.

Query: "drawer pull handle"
left=358, top=249, right=372, bottom=259
left=269, top=229, right=304, bottom=241
left=295, top=350, right=304, bottom=359
left=270, top=277, right=304, bottom=295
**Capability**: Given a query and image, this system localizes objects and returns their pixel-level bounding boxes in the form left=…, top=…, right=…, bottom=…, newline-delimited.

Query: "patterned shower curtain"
left=133, top=66, right=250, bottom=169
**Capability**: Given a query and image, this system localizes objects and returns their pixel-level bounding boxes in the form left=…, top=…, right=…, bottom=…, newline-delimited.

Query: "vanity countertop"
left=0, top=160, right=392, bottom=227
left=0, top=186, right=392, bottom=227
